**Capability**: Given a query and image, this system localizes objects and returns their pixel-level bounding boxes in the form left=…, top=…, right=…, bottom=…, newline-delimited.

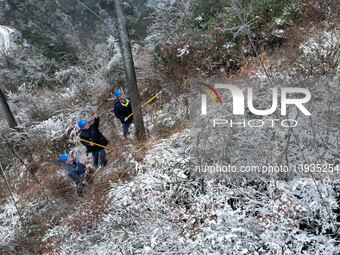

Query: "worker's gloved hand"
left=89, top=142, right=95, bottom=146
left=124, top=117, right=128, bottom=122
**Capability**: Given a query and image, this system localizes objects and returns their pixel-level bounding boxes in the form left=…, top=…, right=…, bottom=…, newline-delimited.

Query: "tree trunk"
left=114, top=0, right=146, bottom=141
left=0, top=87, right=17, bottom=129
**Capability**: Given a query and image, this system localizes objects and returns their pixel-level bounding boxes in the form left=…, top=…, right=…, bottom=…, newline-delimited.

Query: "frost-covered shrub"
left=223, top=0, right=299, bottom=52
left=144, top=94, right=189, bottom=136
left=297, top=28, right=339, bottom=76
left=191, top=0, right=228, bottom=29
left=182, top=178, right=339, bottom=255
left=299, top=0, right=338, bottom=22
left=6, top=83, right=55, bottom=122
left=6, top=67, right=108, bottom=124
left=154, top=0, right=301, bottom=82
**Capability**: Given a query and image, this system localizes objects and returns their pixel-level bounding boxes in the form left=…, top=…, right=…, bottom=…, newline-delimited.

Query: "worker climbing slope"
left=78, top=113, right=108, bottom=168
left=113, top=90, right=133, bottom=138
left=59, top=153, right=86, bottom=196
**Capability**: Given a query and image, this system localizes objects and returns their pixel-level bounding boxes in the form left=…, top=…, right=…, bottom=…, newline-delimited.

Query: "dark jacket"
left=114, top=99, right=133, bottom=124
left=67, top=159, right=86, bottom=184
left=79, top=117, right=108, bottom=152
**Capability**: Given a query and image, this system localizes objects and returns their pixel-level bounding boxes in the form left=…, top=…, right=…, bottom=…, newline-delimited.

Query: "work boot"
left=77, top=187, right=83, bottom=197
left=76, top=182, right=84, bottom=197
left=102, top=159, right=108, bottom=167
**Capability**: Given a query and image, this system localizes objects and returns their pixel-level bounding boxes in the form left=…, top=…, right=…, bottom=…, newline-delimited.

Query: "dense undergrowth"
left=0, top=0, right=339, bottom=254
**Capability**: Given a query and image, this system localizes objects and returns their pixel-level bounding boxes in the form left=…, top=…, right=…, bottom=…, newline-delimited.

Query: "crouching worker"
left=78, top=113, right=108, bottom=168
left=59, top=153, right=86, bottom=196
left=113, top=90, right=133, bottom=138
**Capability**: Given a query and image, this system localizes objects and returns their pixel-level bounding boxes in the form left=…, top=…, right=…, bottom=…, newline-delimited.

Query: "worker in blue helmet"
left=78, top=113, right=108, bottom=168
left=59, top=153, right=86, bottom=196
left=113, top=90, right=133, bottom=138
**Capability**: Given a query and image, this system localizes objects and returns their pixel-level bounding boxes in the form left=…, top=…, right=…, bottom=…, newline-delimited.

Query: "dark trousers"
left=91, top=148, right=107, bottom=167
left=122, top=123, right=131, bottom=137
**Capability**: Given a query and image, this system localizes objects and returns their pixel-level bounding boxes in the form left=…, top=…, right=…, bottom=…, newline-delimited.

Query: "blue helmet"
left=59, top=153, right=70, bottom=164
left=114, top=90, right=123, bottom=98
left=78, top=119, right=88, bottom=129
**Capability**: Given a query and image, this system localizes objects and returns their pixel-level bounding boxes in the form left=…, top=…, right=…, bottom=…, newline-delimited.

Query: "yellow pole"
left=124, top=90, right=162, bottom=121
left=80, top=138, right=114, bottom=151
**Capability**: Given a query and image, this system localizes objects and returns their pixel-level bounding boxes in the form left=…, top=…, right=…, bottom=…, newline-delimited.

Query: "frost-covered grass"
left=0, top=198, right=20, bottom=248
left=40, top=130, right=339, bottom=254
left=41, top=130, right=191, bottom=254
left=144, top=94, right=189, bottom=137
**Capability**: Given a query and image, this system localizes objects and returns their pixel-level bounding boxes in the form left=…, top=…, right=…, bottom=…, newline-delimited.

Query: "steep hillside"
left=0, top=0, right=339, bottom=254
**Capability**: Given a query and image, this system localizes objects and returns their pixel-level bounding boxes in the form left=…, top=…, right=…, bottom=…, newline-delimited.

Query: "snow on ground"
left=40, top=128, right=339, bottom=254
left=41, top=130, right=191, bottom=254
left=1, top=71, right=339, bottom=254
left=300, top=30, right=339, bottom=58
left=0, top=198, right=20, bottom=248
